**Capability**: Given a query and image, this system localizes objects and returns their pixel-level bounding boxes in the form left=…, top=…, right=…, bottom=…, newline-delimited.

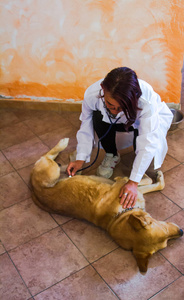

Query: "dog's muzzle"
left=179, top=229, right=183, bottom=236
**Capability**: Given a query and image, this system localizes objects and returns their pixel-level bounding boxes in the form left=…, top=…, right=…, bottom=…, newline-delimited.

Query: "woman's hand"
left=66, top=160, right=85, bottom=176
left=119, top=180, right=138, bottom=209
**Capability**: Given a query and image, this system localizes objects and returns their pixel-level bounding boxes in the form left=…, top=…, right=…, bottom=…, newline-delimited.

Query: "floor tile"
left=0, top=253, right=31, bottom=300
left=0, top=172, right=31, bottom=210
left=151, top=276, right=184, bottom=300
left=0, top=198, right=57, bottom=250
left=39, top=125, right=77, bottom=149
left=61, top=111, right=81, bottom=128
left=0, top=109, right=20, bottom=128
left=119, top=151, right=134, bottom=170
left=161, top=164, right=184, bottom=208
left=9, top=227, right=88, bottom=295
left=2, top=137, right=49, bottom=169
left=0, top=151, right=14, bottom=177
left=0, top=241, right=6, bottom=255
left=161, top=154, right=180, bottom=173
left=144, top=191, right=181, bottom=221
left=24, top=111, right=71, bottom=136
left=34, top=265, right=118, bottom=300
left=93, top=248, right=180, bottom=300
left=17, top=164, right=34, bottom=187
left=167, top=129, right=184, bottom=162
left=112, top=158, right=133, bottom=178
left=160, top=210, right=184, bottom=273
left=0, top=122, right=36, bottom=150
left=62, top=219, right=118, bottom=262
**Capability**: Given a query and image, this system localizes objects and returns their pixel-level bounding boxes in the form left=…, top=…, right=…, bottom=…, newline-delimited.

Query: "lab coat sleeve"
left=76, top=95, right=95, bottom=162
left=129, top=104, right=160, bottom=183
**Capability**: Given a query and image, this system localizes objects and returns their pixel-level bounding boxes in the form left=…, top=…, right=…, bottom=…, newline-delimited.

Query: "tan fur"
left=31, top=138, right=183, bottom=273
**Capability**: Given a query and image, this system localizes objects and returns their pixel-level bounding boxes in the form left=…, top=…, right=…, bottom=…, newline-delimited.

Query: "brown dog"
left=31, top=138, right=183, bottom=272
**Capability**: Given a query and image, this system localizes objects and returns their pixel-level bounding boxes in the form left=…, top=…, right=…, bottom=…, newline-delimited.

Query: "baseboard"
left=0, top=98, right=82, bottom=112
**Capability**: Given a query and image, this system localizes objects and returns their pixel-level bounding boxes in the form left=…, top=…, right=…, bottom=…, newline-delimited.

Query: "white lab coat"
left=76, top=79, right=173, bottom=182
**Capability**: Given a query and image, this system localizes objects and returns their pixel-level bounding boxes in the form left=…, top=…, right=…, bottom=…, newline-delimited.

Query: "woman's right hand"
left=66, top=160, right=85, bottom=176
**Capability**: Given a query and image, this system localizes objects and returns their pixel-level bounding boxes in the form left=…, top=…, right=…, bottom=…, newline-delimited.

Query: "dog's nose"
left=179, top=229, right=183, bottom=236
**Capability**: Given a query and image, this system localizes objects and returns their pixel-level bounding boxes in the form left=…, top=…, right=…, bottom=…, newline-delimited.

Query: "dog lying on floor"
left=31, top=138, right=183, bottom=273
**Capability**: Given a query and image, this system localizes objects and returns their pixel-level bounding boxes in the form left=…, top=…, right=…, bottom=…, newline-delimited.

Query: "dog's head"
left=110, top=210, right=183, bottom=273
left=129, top=212, right=183, bottom=272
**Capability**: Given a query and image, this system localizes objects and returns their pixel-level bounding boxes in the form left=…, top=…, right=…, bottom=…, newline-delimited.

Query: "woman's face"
left=102, top=88, right=122, bottom=116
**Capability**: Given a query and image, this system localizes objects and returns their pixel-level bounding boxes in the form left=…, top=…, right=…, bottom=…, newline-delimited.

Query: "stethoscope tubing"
left=76, top=112, right=120, bottom=173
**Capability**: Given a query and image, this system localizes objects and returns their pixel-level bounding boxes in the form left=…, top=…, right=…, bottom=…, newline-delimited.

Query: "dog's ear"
left=133, top=251, right=152, bottom=273
left=128, top=214, right=152, bottom=231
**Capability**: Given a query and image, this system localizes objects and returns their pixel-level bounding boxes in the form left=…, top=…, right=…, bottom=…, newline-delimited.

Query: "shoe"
left=97, top=153, right=120, bottom=178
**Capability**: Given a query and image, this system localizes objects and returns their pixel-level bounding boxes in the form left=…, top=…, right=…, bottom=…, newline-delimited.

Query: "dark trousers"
left=93, top=110, right=138, bottom=155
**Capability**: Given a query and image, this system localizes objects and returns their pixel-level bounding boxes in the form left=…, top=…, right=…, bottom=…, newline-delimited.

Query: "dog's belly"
left=33, top=180, right=123, bottom=228
left=32, top=174, right=145, bottom=230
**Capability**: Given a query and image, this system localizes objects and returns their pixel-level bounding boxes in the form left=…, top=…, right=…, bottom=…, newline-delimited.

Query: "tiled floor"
left=0, top=102, right=184, bottom=300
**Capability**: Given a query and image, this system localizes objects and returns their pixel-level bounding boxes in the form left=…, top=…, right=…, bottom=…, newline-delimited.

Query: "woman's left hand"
left=119, top=180, right=138, bottom=209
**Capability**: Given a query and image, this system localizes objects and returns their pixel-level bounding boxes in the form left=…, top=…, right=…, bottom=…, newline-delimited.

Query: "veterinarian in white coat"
left=67, top=67, right=173, bottom=209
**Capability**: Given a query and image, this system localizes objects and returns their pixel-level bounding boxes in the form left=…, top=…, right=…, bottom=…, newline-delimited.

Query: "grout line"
left=0, top=196, right=33, bottom=213
left=0, top=150, right=17, bottom=177
left=50, top=214, right=74, bottom=226
left=0, top=120, right=39, bottom=151
left=159, top=251, right=183, bottom=276
left=91, top=264, right=121, bottom=300
left=160, top=190, right=183, bottom=214
left=61, top=224, right=92, bottom=264
left=148, top=274, right=183, bottom=299
left=6, top=251, right=33, bottom=298
left=163, top=161, right=183, bottom=175
left=165, top=153, right=183, bottom=164
left=32, top=265, right=91, bottom=298
left=6, top=225, right=59, bottom=253
left=61, top=220, right=120, bottom=263
left=21, top=119, right=53, bottom=150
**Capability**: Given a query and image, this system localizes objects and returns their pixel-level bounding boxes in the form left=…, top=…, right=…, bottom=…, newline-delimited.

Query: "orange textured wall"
left=0, top=0, right=184, bottom=103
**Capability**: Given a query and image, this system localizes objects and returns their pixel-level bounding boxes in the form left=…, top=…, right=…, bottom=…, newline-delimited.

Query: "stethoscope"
left=76, top=97, right=121, bottom=173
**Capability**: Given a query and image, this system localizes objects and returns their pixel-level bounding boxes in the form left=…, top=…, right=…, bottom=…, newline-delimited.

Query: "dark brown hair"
left=101, top=67, right=142, bottom=130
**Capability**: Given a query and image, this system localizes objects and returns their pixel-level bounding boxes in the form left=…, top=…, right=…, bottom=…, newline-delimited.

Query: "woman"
left=66, top=67, right=173, bottom=209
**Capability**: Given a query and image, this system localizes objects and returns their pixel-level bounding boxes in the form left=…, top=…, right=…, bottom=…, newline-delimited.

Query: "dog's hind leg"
left=138, top=171, right=165, bottom=195
left=31, top=138, right=69, bottom=188
left=138, top=174, right=152, bottom=186
left=45, top=138, right=69, bottom=161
